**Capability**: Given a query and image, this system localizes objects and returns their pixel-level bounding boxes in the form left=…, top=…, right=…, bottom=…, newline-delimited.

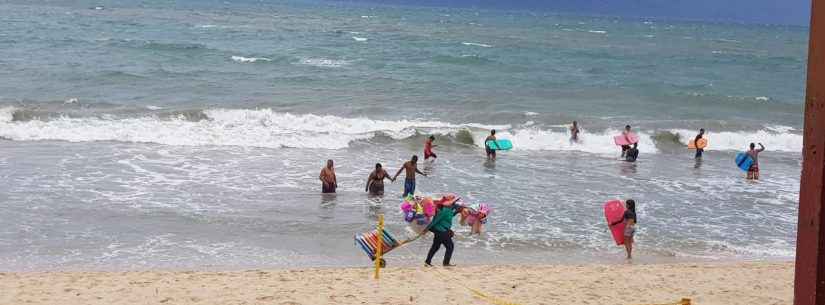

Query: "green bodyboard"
left=486, top=139, right=513, bottom=151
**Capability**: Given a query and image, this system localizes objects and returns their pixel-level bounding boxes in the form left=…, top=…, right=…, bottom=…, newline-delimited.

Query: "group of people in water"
left=319, top=122, right=768, bottom=263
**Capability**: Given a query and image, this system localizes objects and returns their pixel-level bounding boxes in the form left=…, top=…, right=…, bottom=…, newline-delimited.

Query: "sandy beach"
left=0, top=262, right=792, bottom=305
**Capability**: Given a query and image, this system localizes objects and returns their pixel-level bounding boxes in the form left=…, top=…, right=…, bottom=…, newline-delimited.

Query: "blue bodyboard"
left=486, top=139, right=513, bottom=151
left=735, top=152, right=753, bottom=172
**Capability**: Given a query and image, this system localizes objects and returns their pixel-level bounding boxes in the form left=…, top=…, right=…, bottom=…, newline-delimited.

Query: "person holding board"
left=609, top=199, right=637, bottom=259
left=484, top=130, right=497, bottom=160
left=393, top=155, right=427, bottom=197
left=692, top=129, right=707, bottom=159
left=747, top=143, right=766, bottom=180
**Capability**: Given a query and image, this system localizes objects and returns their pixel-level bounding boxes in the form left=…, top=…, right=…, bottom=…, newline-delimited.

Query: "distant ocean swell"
left=0, top=107, right=803, bottom=153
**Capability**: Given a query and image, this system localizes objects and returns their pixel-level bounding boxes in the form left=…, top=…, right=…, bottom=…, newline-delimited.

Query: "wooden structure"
left=796, top=0, right=825, bottom=304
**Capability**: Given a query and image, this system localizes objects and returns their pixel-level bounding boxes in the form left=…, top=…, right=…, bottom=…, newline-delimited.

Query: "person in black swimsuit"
left=365, top=163, right=393, bottom=195
left=484, top=130, right=497, bottom=160
left=610, top=199, right=637, bottom=259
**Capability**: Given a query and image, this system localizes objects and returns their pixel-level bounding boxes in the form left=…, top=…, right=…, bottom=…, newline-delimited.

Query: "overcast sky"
left=336, top=0, right=811, bottom=26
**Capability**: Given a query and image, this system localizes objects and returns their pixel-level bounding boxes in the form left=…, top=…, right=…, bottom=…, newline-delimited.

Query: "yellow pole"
left=374, top=214, right=384, bottom=280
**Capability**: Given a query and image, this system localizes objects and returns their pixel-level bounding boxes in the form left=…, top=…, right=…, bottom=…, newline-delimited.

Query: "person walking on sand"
left=365, top=163, right=393, bottom=196
left=694, top=129, right=706, bottom=159
left=425, top=203, right=461, bottom=267
left=747, top=143, right=766, bottom=180
left=424, top=135, right=438, bottom=161
left=319, top=160, right=337, bottom=193
left=570, top=121, right=580, bottom=143
left=393, top=155, right=427, bottom=197
left=484, top=130, right=497, bottom=160
left=610, top=199, right=637, bottom=259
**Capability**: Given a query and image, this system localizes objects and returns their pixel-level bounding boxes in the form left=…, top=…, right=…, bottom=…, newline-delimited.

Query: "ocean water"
left=0, top=0, right=807, bottom=271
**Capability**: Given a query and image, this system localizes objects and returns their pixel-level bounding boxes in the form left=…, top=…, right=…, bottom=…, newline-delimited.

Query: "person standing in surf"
left=424, top=135, right=438, bottom=161
left=747, top=143, right=766, bottom=180
left=485, top=129, right=497, bottom=160
left=319, top=160, right=337, bottom=193
left=694, top=129, right=706, bottom=159
left=365, top=163, right=393, bottom=196
left=425, top=203, right=461, bottom=267
left=621, top=125, right=633, bottom=158
left=610, top=199, right=637, bottom=259
left=570, top=121, right=580, bottom=143
left=393, top=155, right=427, bottom=197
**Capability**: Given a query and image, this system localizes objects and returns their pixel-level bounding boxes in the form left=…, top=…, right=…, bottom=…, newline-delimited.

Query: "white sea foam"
left=475, top=128, right=659, bottom=155
left=755, top=96, right=770, bottom=101
left=0, top=107, right=14, bottom=123
left=146, top=105, right=163, bottom=110
left=231, top=56, right=271, bottom=63
left=524, top=112, right=539, bottom=116
left=0, top=109, right=503, bottom=150
left=64, top=98, right=78, bottom=104
left=352, top=36, right=368, bottom=42
left=588, top=30, right=607, bottom=34
left=462, top=42, right=493, bottom=48
left=670, top=128, right=802, bottom=152
left=299, top=58, right=351, bottom=68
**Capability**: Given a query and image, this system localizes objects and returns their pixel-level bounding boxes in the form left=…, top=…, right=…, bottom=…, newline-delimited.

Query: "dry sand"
left=0, top=262, right=792, bottom=305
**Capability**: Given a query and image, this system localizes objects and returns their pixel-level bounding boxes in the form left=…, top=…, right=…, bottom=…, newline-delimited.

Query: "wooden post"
left=374, top=214, right=384, bottom=280
left=795, top=0, right=825, bottom=304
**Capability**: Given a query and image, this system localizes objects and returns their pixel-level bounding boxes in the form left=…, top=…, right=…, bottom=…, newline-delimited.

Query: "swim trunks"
left=403, top=178, right=416, bottom=197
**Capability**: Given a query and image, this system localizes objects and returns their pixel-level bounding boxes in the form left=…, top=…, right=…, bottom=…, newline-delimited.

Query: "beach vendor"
left=425, top=202, right=461, bottom=267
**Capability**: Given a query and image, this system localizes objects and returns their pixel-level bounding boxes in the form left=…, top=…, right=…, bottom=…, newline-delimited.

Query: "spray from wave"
left=0, top=107, right=803, bottom=153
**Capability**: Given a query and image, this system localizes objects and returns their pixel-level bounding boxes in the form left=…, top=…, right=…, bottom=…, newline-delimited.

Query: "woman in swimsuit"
left=365, top=163, right=393, bottom=195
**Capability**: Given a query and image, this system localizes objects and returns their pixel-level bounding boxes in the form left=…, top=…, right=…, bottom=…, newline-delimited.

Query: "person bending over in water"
left=425, top=204, right=461, bottom=267
left=747, top=142, right=766, bottom=180
left=694, top=129, right=706, bottom=159
left=319, top=159, right=337, bottom=193
left=424, top=135, right=438, bottom=161
left=393, top=155, right=427, bottom=197
left=570, top=121, right=580, bottom=143
left=484, top=129, right=497, bottom=160
left=365, top=163, right=393, bottom=196
left=621, top=125, right=633, bottom=158
left=625, top=143, right=639, bottom=162
left=610, top=199, right=637, bottom=259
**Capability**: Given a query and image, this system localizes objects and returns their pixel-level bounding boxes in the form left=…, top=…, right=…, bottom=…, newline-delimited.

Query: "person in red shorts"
left=424, top=135, right=438, bottom=160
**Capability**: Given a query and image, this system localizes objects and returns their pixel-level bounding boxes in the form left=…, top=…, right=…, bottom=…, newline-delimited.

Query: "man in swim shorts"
left=747, top=142, right=766, bottom=180
left=484, top=129, right=497, bottom=160
left=694, top=128, right=706, bottom=159
left=319, top=159, right=337, bottom=193
left=393, top=155, right=427, bottom=197
left=424, top=135, right=437, bottom=160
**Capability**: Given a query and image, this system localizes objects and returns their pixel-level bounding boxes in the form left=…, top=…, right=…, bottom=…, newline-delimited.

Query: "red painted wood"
left=795, top=0, right=825, bottom=304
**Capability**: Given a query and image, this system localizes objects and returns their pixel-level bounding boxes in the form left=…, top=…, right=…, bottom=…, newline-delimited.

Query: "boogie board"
left=613, top=133, right=639, bottom=146
left=486, top=139, right=513, bottom=151
left=735, top=152, right=754, bottom=172
left=688, top=138, right=708, bottom=149
left=604, top=200, right=626, bottom=246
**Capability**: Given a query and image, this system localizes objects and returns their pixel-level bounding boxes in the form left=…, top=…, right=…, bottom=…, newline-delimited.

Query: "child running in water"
left=424, top=135, right=437, bottom=160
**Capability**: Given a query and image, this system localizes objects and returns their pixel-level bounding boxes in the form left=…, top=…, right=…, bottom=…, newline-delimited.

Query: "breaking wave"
left=0, top=107, right=804, bottom=153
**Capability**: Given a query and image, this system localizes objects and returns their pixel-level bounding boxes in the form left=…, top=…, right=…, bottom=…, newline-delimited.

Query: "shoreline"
left=0, top=261, right=793, bottom=305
